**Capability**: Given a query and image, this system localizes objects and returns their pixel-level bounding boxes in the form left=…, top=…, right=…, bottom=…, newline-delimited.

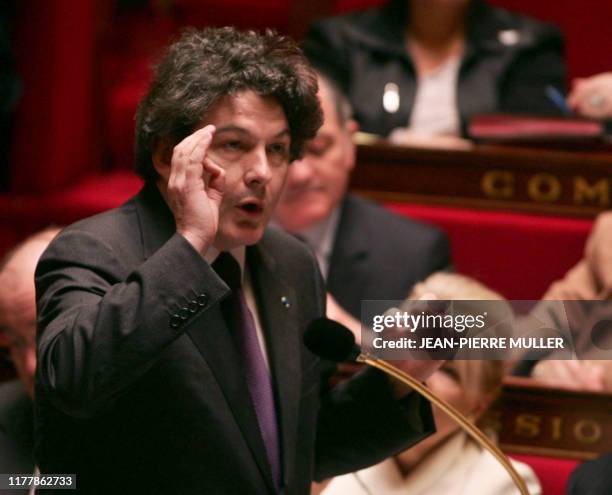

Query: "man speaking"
left=35, top=28, right=437, bottom=494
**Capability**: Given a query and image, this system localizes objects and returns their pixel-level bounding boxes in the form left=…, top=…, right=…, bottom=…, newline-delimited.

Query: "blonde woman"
left=320, top=273, right=541, bottom=495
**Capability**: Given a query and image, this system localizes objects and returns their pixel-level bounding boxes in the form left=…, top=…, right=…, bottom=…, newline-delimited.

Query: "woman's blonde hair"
left=408, top=272, right=505, bottom=422
left=448, top=360, right=504, bottom=423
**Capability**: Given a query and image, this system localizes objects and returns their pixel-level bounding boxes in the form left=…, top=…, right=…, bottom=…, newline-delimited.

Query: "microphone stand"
left=357, top=352, right=530, bottom=495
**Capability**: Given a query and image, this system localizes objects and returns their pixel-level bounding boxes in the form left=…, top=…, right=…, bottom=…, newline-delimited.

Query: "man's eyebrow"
left=273, top=129, right=291, bottom=139
left=213, top=126, right=290, bottom=139
left=214, top=126, right=251, bottom=136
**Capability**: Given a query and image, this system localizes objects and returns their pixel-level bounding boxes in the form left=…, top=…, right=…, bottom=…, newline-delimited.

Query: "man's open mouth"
left=237, top=201, right=264, bottom=214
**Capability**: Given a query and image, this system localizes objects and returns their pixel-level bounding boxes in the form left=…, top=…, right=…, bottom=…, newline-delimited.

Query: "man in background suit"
left=274, top=75, right=450, bottom=332
left=0, top=228, right=59, bottom=477
left=35, top=28, right=438, bottom=494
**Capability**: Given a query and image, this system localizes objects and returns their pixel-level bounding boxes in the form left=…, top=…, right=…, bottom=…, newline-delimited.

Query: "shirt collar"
left=293, top=206, right=341, bottom=278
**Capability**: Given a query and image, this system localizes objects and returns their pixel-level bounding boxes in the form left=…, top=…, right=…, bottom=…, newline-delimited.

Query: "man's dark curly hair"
left=134, top=27, right=323, bottom=182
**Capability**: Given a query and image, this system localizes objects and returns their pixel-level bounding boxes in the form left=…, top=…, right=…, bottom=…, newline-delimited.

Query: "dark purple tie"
left=213, top=252, right=281, bottom=489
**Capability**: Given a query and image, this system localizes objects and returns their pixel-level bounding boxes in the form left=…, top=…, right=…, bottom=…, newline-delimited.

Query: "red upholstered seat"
left=0, top=172, right=143, bottom=254
left=170, top=0, right=290, bottom=31
left=385, top=202, right=593, bottom=299
left=510, top=454, right=579, bottom=495
left=106, top=78, right=150, bottom=171
left=40, top=171, right=144, bottom=224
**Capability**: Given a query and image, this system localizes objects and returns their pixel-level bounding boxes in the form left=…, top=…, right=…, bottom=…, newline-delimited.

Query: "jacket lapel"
left=247, top=241, right=300, bottom=490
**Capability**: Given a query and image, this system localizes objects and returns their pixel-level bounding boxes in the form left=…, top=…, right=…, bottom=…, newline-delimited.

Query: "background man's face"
left=274, top=80, right=356, bottom=232
left=0, top=290, right=36, bottom=398
left=0, top=239, right=49, bottom=399
left=205, top=91, right=291, bottom=250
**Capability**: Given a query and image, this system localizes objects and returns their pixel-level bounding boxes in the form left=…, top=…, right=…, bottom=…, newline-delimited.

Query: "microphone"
left=303, top=317, right=360, bottom=362
left=304, top=317, right=530, bottom=495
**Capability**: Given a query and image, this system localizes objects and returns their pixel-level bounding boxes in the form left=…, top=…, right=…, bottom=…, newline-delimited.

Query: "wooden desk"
left=352, top=142, right=612, bottom=218
left=488, top=376, right=612, bottom=460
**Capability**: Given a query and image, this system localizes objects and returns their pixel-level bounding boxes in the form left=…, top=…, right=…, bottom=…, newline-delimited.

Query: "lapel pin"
left=281, top=296, right=291, bottom=308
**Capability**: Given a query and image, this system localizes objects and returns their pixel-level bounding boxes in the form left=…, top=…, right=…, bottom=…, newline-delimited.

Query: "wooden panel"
left=487, top=376, right=612, bottom=460
left=351, top=142, right=612, bottom=218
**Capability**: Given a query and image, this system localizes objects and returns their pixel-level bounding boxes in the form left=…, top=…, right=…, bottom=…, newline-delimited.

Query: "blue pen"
left=546, top=85, right=571, bottom=115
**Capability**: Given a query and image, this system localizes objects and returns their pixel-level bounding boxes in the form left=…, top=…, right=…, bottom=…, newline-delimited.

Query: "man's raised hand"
left=166, top=125, right=225, bottom=254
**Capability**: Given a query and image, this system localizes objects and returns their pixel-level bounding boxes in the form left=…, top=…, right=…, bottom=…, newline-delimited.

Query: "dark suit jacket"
left=0, top=380, right=34, bottom=481
left=328, top=194, right=451, bottom=318
left=567, top=452, right=612, bottom=495
left=304, top=0, right=566, bottom=136
left=34, top=184, right=434, bottom=495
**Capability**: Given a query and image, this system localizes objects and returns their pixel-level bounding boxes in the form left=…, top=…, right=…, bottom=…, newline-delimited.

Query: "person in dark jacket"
left=567, top=453, right=612, bottom=495
left=303, top=0, right=566, bottom=139
left=274, top=74, right=450, bottom=334
left=34, top=28, right=439, bottom=495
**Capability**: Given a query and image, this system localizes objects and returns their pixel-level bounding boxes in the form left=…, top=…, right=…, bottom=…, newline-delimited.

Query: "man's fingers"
left=177, top=125, right=216, bottom=157
left=187, top=125, right=216, bottom=157
left=204, top=157, right=226, bottom=199
left=185, top=140, right=211, bottom=183
left=174, top=125, right=216, bottom=175
left=168, top=126, right=216, bottom=193
left=203, top=155, right=224, bottom=179
left=184, top=126, right=216, bottom=183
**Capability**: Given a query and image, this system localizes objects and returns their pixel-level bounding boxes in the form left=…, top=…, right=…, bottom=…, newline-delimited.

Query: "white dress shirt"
left=291, top=206, right=341, bottom=280
left=408, top=56, right=461, bottom=137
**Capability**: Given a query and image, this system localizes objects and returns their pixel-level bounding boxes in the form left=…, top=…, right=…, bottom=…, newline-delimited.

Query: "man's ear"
left=152, top=138, right=174, bottom=183
left=345, top=119, right=359, bottom=172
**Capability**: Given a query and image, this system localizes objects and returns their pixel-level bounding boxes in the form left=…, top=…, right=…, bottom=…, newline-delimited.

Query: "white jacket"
left=321, top=432, right=541, bottom=495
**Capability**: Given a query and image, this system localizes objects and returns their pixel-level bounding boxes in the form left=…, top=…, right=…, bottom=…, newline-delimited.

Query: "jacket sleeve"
left=304, top=248, right=435, bottom=480
left=424, top=229, right=452, bottom=275
left=35, top=229, right=228, bottom=419
left=314, top=364, right=434, bottom=480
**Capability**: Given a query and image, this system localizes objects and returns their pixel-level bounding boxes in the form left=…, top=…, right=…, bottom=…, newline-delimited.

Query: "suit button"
left=196, top=293, right=209, bottom=307
left=188, top=300, right=199, bottom=313
left=179, top=307, right=191, bottom=320
left=169, top=314, right=182, bottom=329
